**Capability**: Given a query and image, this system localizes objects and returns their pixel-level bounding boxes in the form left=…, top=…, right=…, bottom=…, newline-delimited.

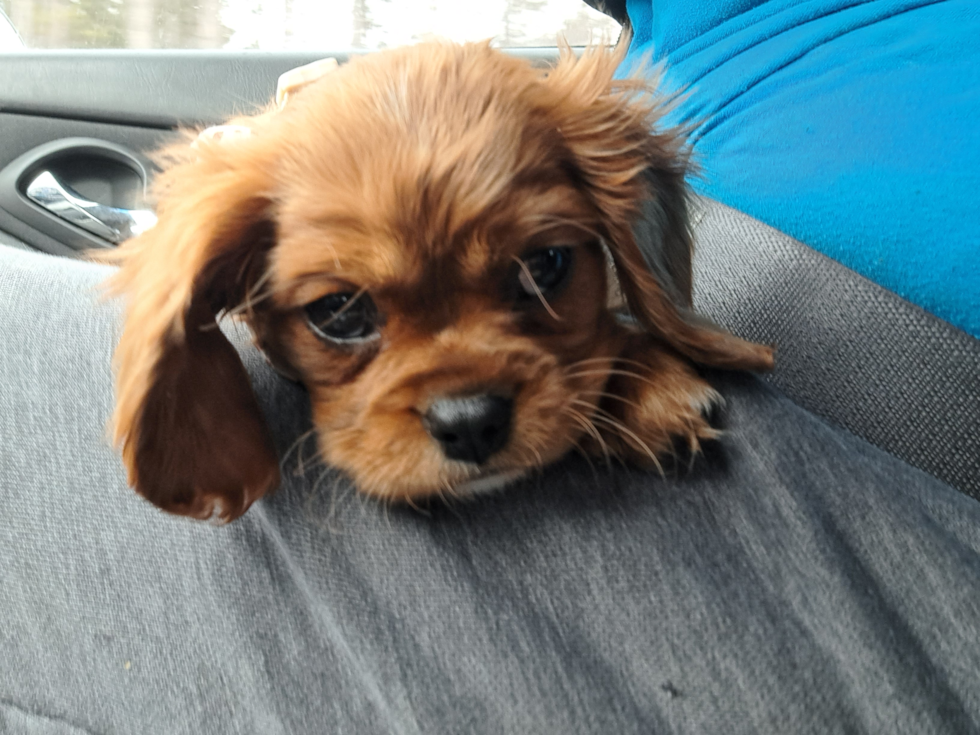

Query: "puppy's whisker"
left=303, top=466, right=326, bottom=521
left=570, top=399, right=640, bottom=440
left=316, top=240, right=343, bottom=271
left=512, top=445, right=541, bottom=473
left=571, top=400, right=639, bottom=436
left=576, top=390, right=646, bottom=412
left=567, top=435, right=602, bottom=484
left=437, top=481, right=466, bottom=520
left=566, top=355, right=653, bottom=373
left=222, top=269, right=277, bottom=320
left=585, top=412, right=664, bottom=476
left=294, top=430, right=321, bottom=477
left=280, top=427, right=318, bottom=475
left=403, top=494, right=431, bottom=517
left=579, top=143, right=650, bottom=159
left=565, top=368, right=661, bottom=391
left=380, top=495, right=394, bottom=532
left=525, top=441, right=545, bottom=469
left=563, top=406, right=601, bottom=444
left=295, top=432, right=314, bottom=477
left=241, top=268, right=275, bottom=323
left=326, top=478, right=357, bottom=533
left=522, top=215, right=604, bottom=241
left=242, top=261, right=274, bottom=298
left=512, top=255, right=561, bottom=321
left=203, top=289, right=277, bottom=331
left=565, top=355, right=615, bottom=368
left=563, top=406, right=611, bottom=464
left=213, top=273, right=316, bottom=328
left=319, top=286, right=370, bottom=328
left=306, top=466, right=342, bottom=528
left=511, top=436, right=545, bottom=471
left=569, top=397, right=609, bottom=414
left=441, top=476, right=462, bottom=500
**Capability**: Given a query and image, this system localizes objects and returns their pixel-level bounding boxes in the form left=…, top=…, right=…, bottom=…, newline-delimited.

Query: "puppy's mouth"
left=453, top=469, right=527, bottom=496
left=313, top=350, right=589, bottom=503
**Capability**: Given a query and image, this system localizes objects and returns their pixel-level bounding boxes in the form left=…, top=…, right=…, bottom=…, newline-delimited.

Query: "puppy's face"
left=262, top=71, right=621, bottom=498
left=107, top=42, right=772, bottom=520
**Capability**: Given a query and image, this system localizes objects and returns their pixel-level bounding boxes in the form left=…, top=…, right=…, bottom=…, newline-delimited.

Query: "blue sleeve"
left=624, top=0, right=980, bottom=338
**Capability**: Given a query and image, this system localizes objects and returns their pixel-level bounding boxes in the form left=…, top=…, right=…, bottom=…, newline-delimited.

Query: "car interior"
left=1, top=1, right=978, bottom=732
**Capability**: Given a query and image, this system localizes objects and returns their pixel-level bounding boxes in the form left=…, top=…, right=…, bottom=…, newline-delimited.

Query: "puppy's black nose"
left=423, top=395, right=513, bottom=465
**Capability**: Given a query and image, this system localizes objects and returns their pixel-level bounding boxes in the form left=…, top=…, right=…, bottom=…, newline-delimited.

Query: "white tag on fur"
left=191, top=125, right=253, bottom=149
left=276, top=57, right=339, bottom=109
left=194, top=57, right=339, bottom=148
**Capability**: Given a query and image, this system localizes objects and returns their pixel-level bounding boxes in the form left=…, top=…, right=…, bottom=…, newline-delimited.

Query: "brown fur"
left=104, top=40, right=773, bottom=521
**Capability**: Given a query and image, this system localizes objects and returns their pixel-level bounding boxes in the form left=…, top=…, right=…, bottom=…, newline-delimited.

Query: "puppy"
left=105, top=40, right=773, bottom=521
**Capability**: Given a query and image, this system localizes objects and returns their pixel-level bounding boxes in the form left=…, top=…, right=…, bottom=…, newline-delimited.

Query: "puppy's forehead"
left=273, top=44, right=583, bottom=288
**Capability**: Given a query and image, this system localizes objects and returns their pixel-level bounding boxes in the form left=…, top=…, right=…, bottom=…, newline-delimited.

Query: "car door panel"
left=0, top=110, right=172, bottom=255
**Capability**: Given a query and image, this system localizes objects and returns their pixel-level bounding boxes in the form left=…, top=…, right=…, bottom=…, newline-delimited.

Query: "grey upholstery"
left=690, top=198, right=980, bottom=500
left=2, top=238, right=980, bottom=733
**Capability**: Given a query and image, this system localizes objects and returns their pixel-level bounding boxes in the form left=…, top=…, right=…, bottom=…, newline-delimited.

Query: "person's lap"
left=2, top=243, right=978, bottom=734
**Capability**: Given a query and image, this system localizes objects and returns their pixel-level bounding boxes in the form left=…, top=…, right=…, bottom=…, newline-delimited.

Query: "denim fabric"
left=1, top=244, right=979, bottom=734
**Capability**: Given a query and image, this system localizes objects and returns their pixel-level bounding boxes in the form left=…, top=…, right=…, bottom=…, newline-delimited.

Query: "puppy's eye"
left=517, top=246, right=573, bottom=298
left=305, top=292, right=378, bottom=344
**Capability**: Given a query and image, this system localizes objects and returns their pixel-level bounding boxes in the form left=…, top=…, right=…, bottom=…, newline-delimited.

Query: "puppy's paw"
left=584, top=339, right=724, bottom=471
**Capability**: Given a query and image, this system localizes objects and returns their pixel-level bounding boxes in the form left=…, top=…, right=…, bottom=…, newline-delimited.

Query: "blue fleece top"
left=624, top=0, right=979, bottom=338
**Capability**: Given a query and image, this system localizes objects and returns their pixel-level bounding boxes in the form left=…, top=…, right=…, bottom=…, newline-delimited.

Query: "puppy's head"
left=107, top=41, right=772, bottom=520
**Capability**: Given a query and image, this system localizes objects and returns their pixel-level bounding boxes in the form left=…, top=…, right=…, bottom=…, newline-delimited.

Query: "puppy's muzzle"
left=422, top=394, right=513, bottom=465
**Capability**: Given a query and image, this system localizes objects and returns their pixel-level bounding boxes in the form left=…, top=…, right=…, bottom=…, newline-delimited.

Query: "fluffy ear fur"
left=104, top=136, right=280, bottom=521
left=544, top=42, right=774, bottom=371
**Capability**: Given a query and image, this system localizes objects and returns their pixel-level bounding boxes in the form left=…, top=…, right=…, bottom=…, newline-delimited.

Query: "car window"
left=0, top=7, right=23, bottom=48
left=0, top=0, right=620, bottom=50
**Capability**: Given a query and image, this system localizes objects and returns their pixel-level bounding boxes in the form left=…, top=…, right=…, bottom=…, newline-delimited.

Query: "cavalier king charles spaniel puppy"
left=105, top=40, right=773, bottom=521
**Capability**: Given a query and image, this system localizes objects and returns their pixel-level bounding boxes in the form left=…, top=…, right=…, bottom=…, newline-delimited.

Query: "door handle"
left=0, top=137, right=157, bottom=254
left=25, top=170, right=157, bottom=244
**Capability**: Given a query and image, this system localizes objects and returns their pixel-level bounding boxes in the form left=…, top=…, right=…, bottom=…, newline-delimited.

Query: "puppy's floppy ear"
left=544, top=42, right=774, bottom=371
left=105, top=137, right=280, bottom=521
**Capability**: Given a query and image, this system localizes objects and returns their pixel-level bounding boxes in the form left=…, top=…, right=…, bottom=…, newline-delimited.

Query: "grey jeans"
left=1, top=243, right=979, bottom=735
